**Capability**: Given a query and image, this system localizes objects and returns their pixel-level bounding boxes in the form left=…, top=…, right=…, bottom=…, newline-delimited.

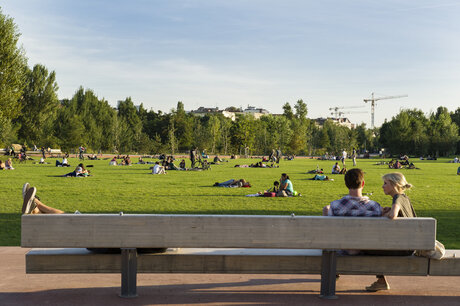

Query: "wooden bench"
left=48, top=149, right=62, bottom=158
left=21, top=214, right=459, bottom=299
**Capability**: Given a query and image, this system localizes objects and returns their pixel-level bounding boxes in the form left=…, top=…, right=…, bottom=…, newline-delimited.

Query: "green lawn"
left=1, top=156, right=459, bottom=248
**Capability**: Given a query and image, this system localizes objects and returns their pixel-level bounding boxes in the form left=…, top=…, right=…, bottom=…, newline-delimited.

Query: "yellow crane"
left=364, top=93, right=408, bottom=128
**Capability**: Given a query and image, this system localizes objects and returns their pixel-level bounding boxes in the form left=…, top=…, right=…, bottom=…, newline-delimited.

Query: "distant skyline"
left=2, top=1, right=460, bottom=127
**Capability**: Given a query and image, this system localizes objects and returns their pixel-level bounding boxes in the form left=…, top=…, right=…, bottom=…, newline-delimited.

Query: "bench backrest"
left=21, top=214, right=436, bottom=250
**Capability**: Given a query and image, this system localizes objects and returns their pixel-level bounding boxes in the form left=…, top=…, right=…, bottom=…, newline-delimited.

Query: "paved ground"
left=2, top=247, right=460, bottom=306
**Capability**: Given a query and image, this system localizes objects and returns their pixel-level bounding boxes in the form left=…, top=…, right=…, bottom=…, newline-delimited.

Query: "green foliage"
left=0, top=9, right=28, bottom=122
left=282, top=102, right=294, bottom=120
left=378, top=108, right=459, bottom=157
left=429, top=107, right=459, bottom=156
left=231, top=114, right=257, bottom=154
left=16, top=64, right=59, bottom=144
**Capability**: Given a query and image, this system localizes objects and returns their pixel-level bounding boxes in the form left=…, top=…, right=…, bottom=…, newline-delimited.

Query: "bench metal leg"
left=320, top=250, right=338, bottom=299
left=120, top=248, right=138, bottom=298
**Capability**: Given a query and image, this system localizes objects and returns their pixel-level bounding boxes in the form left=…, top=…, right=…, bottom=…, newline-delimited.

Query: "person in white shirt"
left=152, top=161, right=166, bottom=174
left=341, top=150, right=347, bottom=166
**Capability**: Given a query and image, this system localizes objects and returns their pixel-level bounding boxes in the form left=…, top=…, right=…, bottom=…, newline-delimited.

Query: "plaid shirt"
left=328, top=195, right=382, bottom=217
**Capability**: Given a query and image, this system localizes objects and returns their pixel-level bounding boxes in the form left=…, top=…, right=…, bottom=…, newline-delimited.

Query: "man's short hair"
left=344, top=168, right=364, bottom=189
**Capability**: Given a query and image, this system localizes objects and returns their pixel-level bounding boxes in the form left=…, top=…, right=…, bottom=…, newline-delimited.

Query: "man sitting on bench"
left=322, top=168, right=382, bottom=259
left=323, top=168, right=382, bottom=219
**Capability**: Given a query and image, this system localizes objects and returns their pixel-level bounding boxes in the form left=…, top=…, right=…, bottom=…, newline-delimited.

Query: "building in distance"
left=190, top=105, right=270, bottom=121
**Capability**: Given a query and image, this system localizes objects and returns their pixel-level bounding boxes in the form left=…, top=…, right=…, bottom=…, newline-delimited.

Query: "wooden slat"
left=25, top=248, right=429, bottom=276
left=21, top=214, right=436, bottom=250
left=429, top=250, right=460, bottom=276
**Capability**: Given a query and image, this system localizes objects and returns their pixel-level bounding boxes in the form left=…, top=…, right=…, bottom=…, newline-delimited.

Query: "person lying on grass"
left=62, top=163, right=90, bottom=177
left=257, top=181, right=279, bottom=195
left=308, top=174, right=333, bottom=181
left=307, top=167, right=324, bottom=174
left=213, top=179, right=251, bottom=187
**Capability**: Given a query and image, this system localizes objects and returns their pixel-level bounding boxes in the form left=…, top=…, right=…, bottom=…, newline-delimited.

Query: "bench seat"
left=25, top=247, right=458, bottom=276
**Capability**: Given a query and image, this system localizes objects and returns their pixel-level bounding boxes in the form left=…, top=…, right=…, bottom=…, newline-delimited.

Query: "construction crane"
left=364, top=93, right=408, bottom=129
left=329, top=105, right=365, bottom=118
left=331, top=111, right=368, bottom=118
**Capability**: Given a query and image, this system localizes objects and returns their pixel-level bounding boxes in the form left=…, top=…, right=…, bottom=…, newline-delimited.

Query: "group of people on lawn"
left=21, top=166, right=417, bottom=293
left=0, top=158, right=15, bottom=170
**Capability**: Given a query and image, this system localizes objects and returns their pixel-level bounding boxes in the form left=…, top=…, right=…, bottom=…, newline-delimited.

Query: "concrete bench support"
left=121, top=248, right=137, bottom=298
left=320, top=250, right=337, bottom=299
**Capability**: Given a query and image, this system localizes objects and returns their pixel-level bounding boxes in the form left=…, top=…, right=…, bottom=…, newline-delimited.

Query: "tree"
left=230, top=114, right=256, bottom=154
left=172, top=101, right=193, bottom=151
left=118, top=97, right=142, bottom=152
left=294, top=99, right=308, bottom=121
left=207, top=115, right=220, bottom=154
left=282, top=102, right=294, bottom=120
left=355, top=123, right=373, bottom=153
left=167, top=118, right=177, bottom=154
left=429, top=107, right=459, bottom=156
left=0, top=9, right=28, bottom=145
left=451, top=107, right=460, bottom=154
left=17, top=64, right=59, bottom=144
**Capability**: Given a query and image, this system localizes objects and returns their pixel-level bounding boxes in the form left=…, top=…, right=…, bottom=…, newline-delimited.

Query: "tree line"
left=1, top=8, right=459, bottom=157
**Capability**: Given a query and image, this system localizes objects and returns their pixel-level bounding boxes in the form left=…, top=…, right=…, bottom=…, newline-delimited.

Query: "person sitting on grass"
left=213, top=155, right=223, bottom=163
left=457, top=166, right=460, bottom=175
left=152, top=161, right=166, bottom=174
left=109, top=156, right=117, bottom=166
left=0, top=159, right=5, bottom=170
left=213, top=179, right=251, bottom=187
left=331, top=162, right=340, bottom=174
left=179, top=159, right=186, bottom=169
left=56, top=156, right=70, bottom=167
left=277, top=173, right=294, bottom=197
left=62, top=163, right=90, bottom=177
left=5, top=158, right=14, bottom=170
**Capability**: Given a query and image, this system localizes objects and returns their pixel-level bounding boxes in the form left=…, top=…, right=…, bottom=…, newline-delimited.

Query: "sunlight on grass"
left=1, top=156, right=459, bottom=247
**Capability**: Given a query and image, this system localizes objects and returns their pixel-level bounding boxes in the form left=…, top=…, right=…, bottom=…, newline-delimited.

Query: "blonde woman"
left=5, top=158, right=14, bottom=170
left=365, top=172, right=416, bottom=292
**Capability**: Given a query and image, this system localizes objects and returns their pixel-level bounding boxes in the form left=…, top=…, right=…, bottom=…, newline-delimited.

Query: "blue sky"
left=2, top=0, right=460, bottom=127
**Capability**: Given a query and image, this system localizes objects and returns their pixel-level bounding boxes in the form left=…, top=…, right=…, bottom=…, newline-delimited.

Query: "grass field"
left=1, top=156, right=459, bottom=248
